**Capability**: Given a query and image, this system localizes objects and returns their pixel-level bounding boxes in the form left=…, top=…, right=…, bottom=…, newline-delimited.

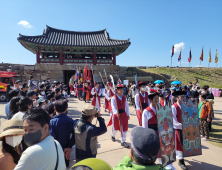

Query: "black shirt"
left=20, top=91, right=27, bottom=97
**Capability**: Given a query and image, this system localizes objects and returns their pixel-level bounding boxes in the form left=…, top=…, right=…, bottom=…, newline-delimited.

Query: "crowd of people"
left=0, top=75, right=216, bottom=170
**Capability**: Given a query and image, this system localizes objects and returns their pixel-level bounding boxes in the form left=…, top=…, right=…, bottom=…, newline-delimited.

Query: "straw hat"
left=0, top=119, right=24, bottom=140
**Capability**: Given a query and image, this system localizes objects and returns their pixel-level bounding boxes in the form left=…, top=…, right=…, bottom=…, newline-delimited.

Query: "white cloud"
left=170, top=42, right=185, bottom=53
left=195, top=65, right=204, bottom=67
left=18, top=20, right=32, bottom=28
left=177, top=61, right=189, bottom=65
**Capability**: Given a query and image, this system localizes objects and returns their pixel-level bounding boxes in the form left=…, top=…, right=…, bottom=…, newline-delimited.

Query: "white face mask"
left=199, top=97, right=202, bottom=101
left=5, top=135, right=23, bottom=147
left=41, top=105, right=46, bottom=109
left=19, top=86, right=23, bottom=89
left=41, top=92, right=45, bottom=95
left=142, top=87, right=146, bottom=91
left=201, top=91, right=206, bottom=94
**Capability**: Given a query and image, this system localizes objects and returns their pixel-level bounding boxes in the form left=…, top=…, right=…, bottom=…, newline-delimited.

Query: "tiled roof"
left=18, top=25, right=130, bottom=47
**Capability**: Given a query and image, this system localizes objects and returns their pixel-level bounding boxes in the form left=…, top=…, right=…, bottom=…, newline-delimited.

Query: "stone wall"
left=0, top=63, right=170, bottom=85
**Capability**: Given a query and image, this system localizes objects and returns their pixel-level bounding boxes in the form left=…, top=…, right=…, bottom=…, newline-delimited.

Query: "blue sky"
left=0, top=0, right=221, bottom=67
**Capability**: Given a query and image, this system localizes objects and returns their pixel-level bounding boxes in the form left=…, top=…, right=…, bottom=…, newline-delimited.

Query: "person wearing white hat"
left=0, top=119, right=25, bottom=170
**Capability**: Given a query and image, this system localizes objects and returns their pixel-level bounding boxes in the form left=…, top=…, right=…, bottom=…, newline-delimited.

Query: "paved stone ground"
left=1, top=97, right=222, bottom=170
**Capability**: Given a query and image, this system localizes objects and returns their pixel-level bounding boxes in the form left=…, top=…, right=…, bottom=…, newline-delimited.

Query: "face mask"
left=142, top=87, right=146, bottom=91
left=41, top=105, right=46, bottom=109
left=20, top=95, right=23, bottom=98
left=41, top=92, right=45, bottom=95
left=48, top=80, right=50, bottom=82
left=24, top=129, right=42, bottom=147
left=19, top=86, right=23, bottom=89
left=5, top=135, right=23, bottom=147
left=201, top=91, right=206, bottom=94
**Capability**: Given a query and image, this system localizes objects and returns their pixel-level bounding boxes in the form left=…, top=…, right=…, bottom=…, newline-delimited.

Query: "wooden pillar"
left=59, top=51, right=63, bottom=65
left=36, top=51, right=40, bottom=64
left=93, top=52, right=96, bottom=65
left=113, top=53, right=116, bottom=65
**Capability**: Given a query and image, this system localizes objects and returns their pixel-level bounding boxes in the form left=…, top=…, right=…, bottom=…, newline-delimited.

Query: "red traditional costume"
left=142, top=89, right=175, bottom=170
left=91, top=86, right=102, bottom=111
left=103, top=89, right=109, bottom=110
left=107, top=94, right=130, bottom=143
left=105, top=88, right=115, bottom=113
left=135, top=91, right=150, bottom=126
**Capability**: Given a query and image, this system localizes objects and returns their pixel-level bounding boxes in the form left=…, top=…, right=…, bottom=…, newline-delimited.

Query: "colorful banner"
left=209, top=49, right=211, bottom=62
left=188, top=48, right=192, bottom=62
left=181, top=99, right=202, bottom=157
left=156, top=102, right=176, bottom=167
left=215, top=49, right=218, bottom=63
left=200, top=48, right=203, bottom=61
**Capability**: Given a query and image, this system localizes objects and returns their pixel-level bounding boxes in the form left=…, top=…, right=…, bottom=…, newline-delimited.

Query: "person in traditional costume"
left=142, top=89, right=175, bottom=170
left=85, top=82, right=90, bottom=102
left=77, top=82, right=83, bottom=100
left=87, top=81, right=92, bottom=100
left=107, top=84, right=130, bottom=148
left=91, top=82, right=102, bottom=112
left=73, top=81, right=78, bottom=97
left=103, top=83, right=110, bottom=112
left=105, top=83, right=115, bottom=114
left=82, top=82, right=87, bottom=102
left=159, top=93, right=166, bottom=106
left=172, top=91, right=187, bottom=170
left=135, top=82, right=150, bottom=126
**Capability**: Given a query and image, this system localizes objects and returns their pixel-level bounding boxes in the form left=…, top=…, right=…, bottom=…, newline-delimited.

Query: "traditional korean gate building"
left=18, top=25, right=131, bottom=66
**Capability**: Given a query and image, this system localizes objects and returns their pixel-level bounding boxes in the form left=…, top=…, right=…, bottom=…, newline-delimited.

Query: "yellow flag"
left=209, top=49, right=211, bottom=62
left=215, top=50, right=218, bottom=63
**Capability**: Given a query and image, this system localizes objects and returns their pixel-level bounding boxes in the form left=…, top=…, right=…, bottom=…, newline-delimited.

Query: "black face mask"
left=24, top=129, right=42, bottom=147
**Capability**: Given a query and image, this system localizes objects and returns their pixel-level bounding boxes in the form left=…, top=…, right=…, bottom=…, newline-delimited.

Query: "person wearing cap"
left=74, top=105, right=107, bottom=162
left=46, top=77, right=50, bottom=83
left=182, top=85, right=190, bottom=99
left=113, top=126, right=167, bottom=170
left=198, top=93, right=212, bottom=141
left=36, top=98, right=46, bottom=109
left=73, top=81, right=78, bottom=97
left=14, top=107, right=66, bottom=170
left=135, top=82, right=150, bottom=126
left=5, top=90, right=20, bottom=119
left=14, top=80, right=23, bottom=91
left=0, top=119, right=25, bottom=170
left=11, top=97, right=33, bottom=120
left=105, top=83, right=115, bottom=113
left=20, top=83, right=28, bottom=97
left=50, top=100, right=75, bottom=167
left=103, top=83, right=110, bottom=112
left=169, top=87, right=177, bottom=104
left=91, top=82, right=102, bottom=112
left=171, top=91, right=188, bottom=170
left=72, top=158, right=112, bottom=170
left=107, top=84, right=130, bottom=148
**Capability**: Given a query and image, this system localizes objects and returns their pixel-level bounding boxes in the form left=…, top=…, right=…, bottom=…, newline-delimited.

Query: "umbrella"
left=171, top=81, right=182, bottom=85
left=154, top=80, right=164, bottom=84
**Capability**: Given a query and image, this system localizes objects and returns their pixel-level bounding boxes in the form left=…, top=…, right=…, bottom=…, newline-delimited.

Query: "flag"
left=215, top=49, right=218, bottom=63
left=178, top=51, right=181, bottom=61
left=171, top=45, right=174, bottom=57
left=200, top=48, right=203, bottom=61
left=135, top=75, right=137, bottom=85
left=84, top=63, right=87, bottom=81
left=88, top=68, right=91, bottom=81
left=209, top=49, right=211, bottom=62
left=188, top=48, right=192, bottom=62
left=75, top=67, right=79, bottom=82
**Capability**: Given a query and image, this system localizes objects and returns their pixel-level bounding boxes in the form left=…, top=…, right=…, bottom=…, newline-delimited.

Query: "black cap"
left=117, top=84, right=124, bottom=89
left=172, top=91, right=187, bottom=97
left=15, top=80, right=22, bottom=84
left=26, top=90, right=37, bottom=97
left=40, top=84, right=45, bottom=89
left=9, top=90, right=20, bottom=98
left=131, top=126, right=160, bottom=162
left=138, top=82, right=147, bottom=87
left=182, top=85, right=187, bottom=90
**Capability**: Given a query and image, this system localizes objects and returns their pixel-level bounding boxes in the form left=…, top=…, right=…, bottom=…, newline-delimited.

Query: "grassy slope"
left=208, top=122, right=222, bottom=148
left=141, top=68, right=222, bottom=88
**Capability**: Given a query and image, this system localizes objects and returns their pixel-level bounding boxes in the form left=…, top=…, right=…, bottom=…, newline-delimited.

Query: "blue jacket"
left=74, top=117, right=107, bottom=160
left=50, top=113, right=75, bottom=150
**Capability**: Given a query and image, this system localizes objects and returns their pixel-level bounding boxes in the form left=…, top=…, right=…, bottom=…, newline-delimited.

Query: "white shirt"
left=135, top=92, right=150, bottom=110
left=172, top=102, right=182, bottom=130
left=91, top=87, right=102, bottom=96
left=142, top=104, right=156, bottom=128
left=105, top=89, right=114, bottom=101
left=111, top=94, right=130, bottom=116
left=14, top=136, right=66, bottom=170
left=91, top=88, right=102, bottom=111
left=11, top=111, right=26, bottom=120
left=146, top=86, right=151, bottom=93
